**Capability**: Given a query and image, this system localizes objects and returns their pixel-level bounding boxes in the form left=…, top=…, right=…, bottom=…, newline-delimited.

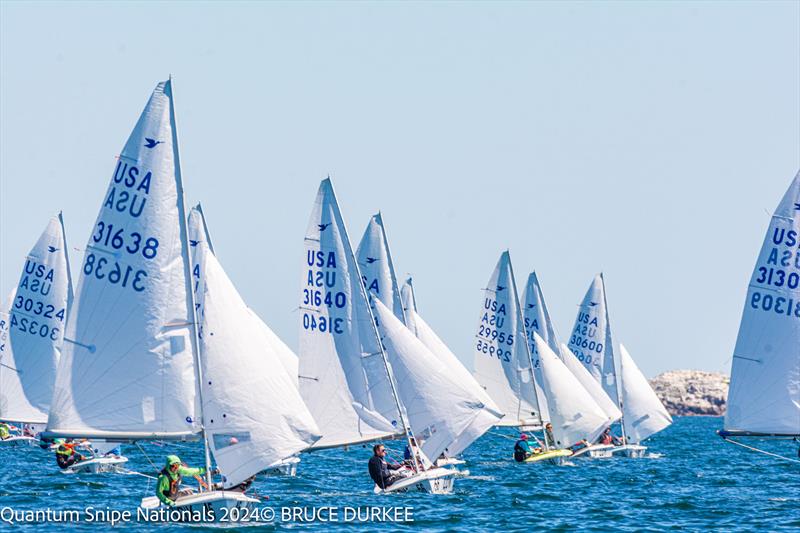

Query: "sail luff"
left=599, top=273, right=627, bottom=443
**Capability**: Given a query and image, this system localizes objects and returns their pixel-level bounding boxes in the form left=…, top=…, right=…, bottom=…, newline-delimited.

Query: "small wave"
left=465, top=475, right=495, bottom=481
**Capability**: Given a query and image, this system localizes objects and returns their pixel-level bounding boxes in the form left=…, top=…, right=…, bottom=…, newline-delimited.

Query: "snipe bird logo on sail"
left=794, top=202, right=800, bottom=210
left=366, top=257, right=378, bottom=264
left=48, top=246, right=58, bottom=253
left=527, top=303, right=536, bottom=308
left=496, top=285, right=505, bottom=291
left=190, top=240, right=199, bottom=247
left=318, top=223, right=331, bottom=232
left=143, top=138, right=163, bottom=149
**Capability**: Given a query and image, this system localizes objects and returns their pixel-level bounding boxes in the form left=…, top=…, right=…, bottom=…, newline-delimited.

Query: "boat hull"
left=571, top=444, right=615, bottom=459
left=63, top=456, right=129, bottom=474
left=434, top=456, right=466, bottom=467
left=0, top=436, right=39, bottom=448
left=374, top=467, right=457, bottom=494
left=523, top=448, right=573, bottom=465
left=140, top=491, right=259, bottom=521
left=263, top=456, right=299, bottom=477
left=609, top=444, right=647, bottom=458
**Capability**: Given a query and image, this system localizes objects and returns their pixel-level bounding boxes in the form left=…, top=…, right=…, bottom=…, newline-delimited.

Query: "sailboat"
left=44, top=79, right=318, bottom=514
left=568, top=274, right=672, bottom=457
left=472, top=252, right=546, bottom=430
left=0, top=214, right=73, bottom=448
left=299, top=179, right=458, bottom=493
left=187, top=204, right=308, bottom=477
left=357, top=215, right=503, bottom=465
left=516, top=271, right=613, bottom=462
left=719, top=171, right=800, bottom=461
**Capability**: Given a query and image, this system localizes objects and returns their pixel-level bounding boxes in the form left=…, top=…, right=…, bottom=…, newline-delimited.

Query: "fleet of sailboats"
left=0, top=78, right=794, bottom=517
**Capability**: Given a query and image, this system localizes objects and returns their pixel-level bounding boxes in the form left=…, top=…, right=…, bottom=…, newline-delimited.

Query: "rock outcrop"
left=649, top=370, right=729, bottom=416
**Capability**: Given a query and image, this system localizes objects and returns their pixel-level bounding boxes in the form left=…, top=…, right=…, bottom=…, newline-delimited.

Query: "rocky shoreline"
left=649, top=370, right=728, bottom=416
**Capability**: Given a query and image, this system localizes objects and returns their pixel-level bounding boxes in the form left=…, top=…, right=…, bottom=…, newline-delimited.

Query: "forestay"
left=534, top=334, right=608, bottom=448
left=0, top=214, right=73, bottom=426
left=300, top=179, right=402, bottom=448
left=618, top=344, right=672, bottom=443
left=568, top=274, right=620, bottom=407
left=193, top=238, right=320, bottom=488
left=472, top=252, right=542, bottom=426
left=47, top=80, right=200, bottom=440
left=373, top=300, right=488, bottom=461
left=399, top=278, right=503, bottom=456
left=725, top=171, right=800, bottom=436
left=356, top=213, right=406, bottom=324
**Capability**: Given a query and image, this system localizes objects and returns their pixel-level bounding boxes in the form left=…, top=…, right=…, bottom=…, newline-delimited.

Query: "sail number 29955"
left=476, top=339, right=511, bottom=362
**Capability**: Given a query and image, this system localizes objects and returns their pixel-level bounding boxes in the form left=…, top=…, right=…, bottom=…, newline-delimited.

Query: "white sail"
left=187, top=204, right=299, bottom=387
left=399, top=278, right=503, bottom=455
left=472, top=252, right=542, bottom=426
left=618, top=344, right=671, bottom=442
left=300, top=179, right=402, bottom=448
left=725, top=171, right=800, bottom=436
left=373, top=299, right=487, bottom=461
left=567, top=274, right=619, bottom=406
left=520, top=272, right=559, bottom=422
left=193, top=239, right=320, bottom=488
left=47, top=80, right=200, bottom=440
left=0, top=214, right=73, bottom=425
left=559, top=344, right=622, bottom=423
left=400, top=277, right=418, bottom=315
left=534, top=334, right=608, bottom=448
left=356, top=213, right=406, bottom=323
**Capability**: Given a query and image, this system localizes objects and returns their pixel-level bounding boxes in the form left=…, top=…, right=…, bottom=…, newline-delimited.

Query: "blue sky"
left=1, top=1, right=798, bottom=377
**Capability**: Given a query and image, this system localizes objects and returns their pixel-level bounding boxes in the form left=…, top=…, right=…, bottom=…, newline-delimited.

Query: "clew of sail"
left=193, top=237, right=321, bottom=488
left=568, top=274, right=619, bottom=407
left=725, top=171, right=800, bottom=436
left=534, top=334, right=608, bottom=448
left=372, top=299, right=488, bottom=461
left=618, top=344, right=671, bottom=442
left=46, top=80, right=200, bottom=440
left=300, top=179, right=402, bottom=448
left=0, top=214, right=73, bottom=425
left=472, top=252, right=542, bottom=426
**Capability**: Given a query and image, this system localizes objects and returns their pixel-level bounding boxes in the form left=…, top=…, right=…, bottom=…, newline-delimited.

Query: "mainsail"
left=47, top=80, right=200, bottom=440
left=356, top=213, right=406, bottom=323
left=724, top=171, right=800, bottom=436
left=568, top=274, right=620, bottom=407
left=472, top=252, right=542, bottom=426
left=534, top=334, right=608, bottom=448
left=0, top=214, right=73, bottom=425
left=192, top=236, right=320, bottom=487
left=299, top=179, right=402, bottom=448
left=618, top=344, right=672, bottom=443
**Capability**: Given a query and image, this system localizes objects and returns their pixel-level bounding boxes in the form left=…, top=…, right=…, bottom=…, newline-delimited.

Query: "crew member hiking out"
left=369, top=444, right=403, bottom=489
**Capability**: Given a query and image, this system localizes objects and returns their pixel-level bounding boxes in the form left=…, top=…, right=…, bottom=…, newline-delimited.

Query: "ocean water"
left=1, top=416, right=798, bottom=531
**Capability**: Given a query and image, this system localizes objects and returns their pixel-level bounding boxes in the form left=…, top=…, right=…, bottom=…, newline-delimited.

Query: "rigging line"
left=136, top=442, right=160, bottom=472
left=722, top=437, right=800, bottom=464
left=120, top=468, right=157, bottom=480
left=488, top=431, right=520, bottom=441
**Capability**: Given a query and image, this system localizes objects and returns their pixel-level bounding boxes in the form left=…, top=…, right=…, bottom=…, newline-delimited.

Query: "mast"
left=352, top=236, right=420, bottom=472
left=507, top=257, right=546, bottom=448
left=600, top=273, right=627, bottom=445
left=168, top=76, right=213, bottom=487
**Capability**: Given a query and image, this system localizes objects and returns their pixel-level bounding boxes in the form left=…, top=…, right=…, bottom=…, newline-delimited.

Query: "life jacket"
left=56, top=444, right=74, bottom=456
left=513, top=440, right=527, bottom=462
left=160, top=468, right=182, bottom=501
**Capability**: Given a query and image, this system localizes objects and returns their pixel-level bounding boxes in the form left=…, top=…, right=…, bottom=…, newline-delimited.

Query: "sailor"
left=156, top=455, right=208, bottom=507
left=596, top=427, right=623, bottom=446
left=0, top=422, right=10, bottom=440
left=513, top=434, right=533, bottom=462
left=403, top=437, right=425, bottom=469
left=369, top=444, right=403, bottom=489
left=55, top=439, right=86, bottom=469
left=544, top=422, right=557, bottom=448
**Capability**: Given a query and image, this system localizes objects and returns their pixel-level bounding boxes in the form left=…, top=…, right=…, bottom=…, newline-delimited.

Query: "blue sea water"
left=1, top=416, right=798, bottom=531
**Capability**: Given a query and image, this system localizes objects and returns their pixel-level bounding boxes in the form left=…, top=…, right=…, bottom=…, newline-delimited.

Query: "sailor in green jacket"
left=156, top=455, right=207, bottom=507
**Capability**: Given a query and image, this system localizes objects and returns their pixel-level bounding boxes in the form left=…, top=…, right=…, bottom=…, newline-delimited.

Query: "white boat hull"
left=0, top=436, right=39, bottom=448
left=263, top=456, right=299, bottom=477
left=434, top=456, right=466, bottom=467
left=374, top=467, right=457, bottom=494
left=63, top=456, right=129, bottom=474
left=609, top=444, right=647, bottom=458
left=140, top=490, right=259, bottom=521
left=571, top=444, right=615, bottom=459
